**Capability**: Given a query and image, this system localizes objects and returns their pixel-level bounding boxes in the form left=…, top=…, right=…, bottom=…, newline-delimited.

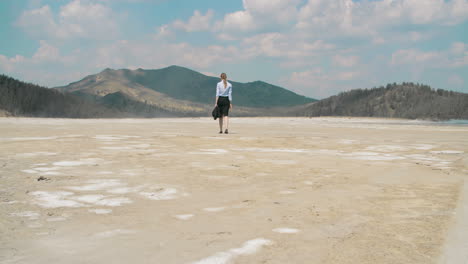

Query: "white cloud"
left=451, top=42, right=466, bottom=54
left=448, top=74, right=464, bottom=87
left=32, top=40, right=60, bottom=62
left=296, top=0, right=468, bottom=39
left=215, top=0, right=302, bottom=34
left=280, top=66, right=365, bottom=98
left=172, top=10, right=214, bottom=32
left=242, top=33, right=335, bottom=60
left=216, top=10, right=257, bottom=32
left=332, top=55, right=359, bottom=67
left=391, top=49, right=442, bottom=65
left=16, top=0, right=120, bottom=40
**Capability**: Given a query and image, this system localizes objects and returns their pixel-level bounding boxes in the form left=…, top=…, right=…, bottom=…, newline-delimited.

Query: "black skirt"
left=217, top=96, right=230, bottom=116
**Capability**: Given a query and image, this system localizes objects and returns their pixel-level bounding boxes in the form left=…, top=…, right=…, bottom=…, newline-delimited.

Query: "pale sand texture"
left=0, top=117, right=467, bottom=264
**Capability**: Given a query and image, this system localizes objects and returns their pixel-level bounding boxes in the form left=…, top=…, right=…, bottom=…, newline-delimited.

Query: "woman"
left=215, top=73, right=233, bottom=134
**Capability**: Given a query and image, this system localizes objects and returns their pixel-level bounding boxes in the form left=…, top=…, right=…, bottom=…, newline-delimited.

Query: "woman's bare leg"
left=224, top=116, right=229, bottom=131
left=219, top=116, right=223, bottom=131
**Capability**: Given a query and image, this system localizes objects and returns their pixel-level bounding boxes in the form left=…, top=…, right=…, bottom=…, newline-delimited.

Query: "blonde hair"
left=220, top=73, right=227, bottom=88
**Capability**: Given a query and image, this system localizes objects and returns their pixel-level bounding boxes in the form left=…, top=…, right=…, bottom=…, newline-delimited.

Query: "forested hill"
left=55, top=65, right=316, bottom=108
left=0, top=74, right=122, bottom=118
left=291, top=83, right=468, bottom=120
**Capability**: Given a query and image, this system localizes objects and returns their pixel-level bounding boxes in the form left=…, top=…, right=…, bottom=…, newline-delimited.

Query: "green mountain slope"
left=290, top=83, right=468, bottom=120
left=55, top=65, right=316, bottom=108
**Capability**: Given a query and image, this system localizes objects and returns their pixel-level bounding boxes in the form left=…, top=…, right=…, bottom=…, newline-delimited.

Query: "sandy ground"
left=0, top=117, right=467, bottom=264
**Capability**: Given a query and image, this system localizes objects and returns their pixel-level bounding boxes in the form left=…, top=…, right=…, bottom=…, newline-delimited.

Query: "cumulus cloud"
left=241, top=33, right=335, bottom=62
left=16, top=0, right=120, bottom=40
left=279, top=66, right=366, bottom=98
left=214, top=0, right=302, bottom=33
left=332, top=55, right=359, bottom=67
left=172, top=10, right=214, bottom=32
left=296, top=0, right=468, bottom=38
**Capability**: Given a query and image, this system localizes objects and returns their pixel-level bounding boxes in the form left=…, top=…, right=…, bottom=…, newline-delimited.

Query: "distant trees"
left=0, top=74, right=119, bottom=118
left=298, top=82, right=468, bottom=120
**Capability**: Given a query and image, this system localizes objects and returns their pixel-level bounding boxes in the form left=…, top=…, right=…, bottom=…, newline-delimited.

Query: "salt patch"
left=30, top=191, right=84, bottom=208
left=258, top=159, right=297, bottom=165
left=66, top=179, right=124, bottom=191
left=139, top=188, right=178, bottom=200
left=200, top=149, right=229, bottom=153
left=174, top=214, right=194, bottom=220
left=430, top=150, right=464, bottom=154
left=7, top=137, right=57, bottom=141
left=412, top=144, right=435, bottom=150
left=201, top=137, right=228, bottom=140
left=53, top=158, right=102, bottom=167
left=89, top=209, right=112, bottom=214
left=190, top=238, right=273, bottom=264
left=22, top=169, right=38, bottom=174
left=100, top=146, right=133, bottom=150
left=33, top=163, right=48, bottom=166
left=279, top=190, right=296, bottom=194
left=10, top=211, right=40, bottom=220
left=233, top=147, right=307, bottom=153
left=346, top=152, right=405, bottom=161
left=365, top=145, right=409, bottom=152
left=94, top=135, right=140, bottom=141
left=72, top=194, right=105, bottom=204
left=40, top=171, right=62, bottom=176
left=94, top=229, right=135, bottom=238
left=203, top=207, right=226, bottom=212
left=339, top=139, right=358, bottom=144
left=272, top=228, right=300, bottom=234
left=28, top=222, right=43, bottom=228
left=16, top=152, right=57, bottom=157
left=33, top=167, right=59, bottom=171
left=95, top=197, right=132, bottom=207
left=107, top=187, right=140, bottom=194
left=303, top=181, right=314, bottom=185
left=352, top=155, right=405, bottom=161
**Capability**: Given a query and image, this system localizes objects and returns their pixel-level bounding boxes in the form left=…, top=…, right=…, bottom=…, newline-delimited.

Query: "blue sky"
left=1, top=0, right=467, bottom=99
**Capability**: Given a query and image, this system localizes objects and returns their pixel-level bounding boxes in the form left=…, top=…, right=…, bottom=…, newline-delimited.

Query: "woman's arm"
left=215, top=83, right=220, bottom=106
left=229, top=85, right=232, bottom=108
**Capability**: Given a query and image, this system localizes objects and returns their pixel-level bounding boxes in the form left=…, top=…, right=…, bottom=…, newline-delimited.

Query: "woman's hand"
left=230, top=104, right=233, bottom=109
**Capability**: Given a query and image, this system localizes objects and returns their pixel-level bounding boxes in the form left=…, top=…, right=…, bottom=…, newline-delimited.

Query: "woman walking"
left=215, top=73, right=233, bottom=134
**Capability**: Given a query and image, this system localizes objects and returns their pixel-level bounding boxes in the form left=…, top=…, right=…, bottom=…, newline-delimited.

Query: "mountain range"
left=1, top=66, right=467, bottom=120
left=54, top=65, right=315, bottom=116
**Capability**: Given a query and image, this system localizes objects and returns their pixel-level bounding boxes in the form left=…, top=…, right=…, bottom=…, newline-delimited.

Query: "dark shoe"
left=224, top=129, right=228, bottom=134
left=219, top=131, right=223, bottom=134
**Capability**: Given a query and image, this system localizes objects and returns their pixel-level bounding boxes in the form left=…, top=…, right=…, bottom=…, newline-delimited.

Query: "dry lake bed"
left=1, top=117, right=467, bottom=264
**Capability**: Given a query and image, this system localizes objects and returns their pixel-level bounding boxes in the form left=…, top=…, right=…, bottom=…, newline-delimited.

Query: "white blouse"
left=216, top=81, right=232, bottom=102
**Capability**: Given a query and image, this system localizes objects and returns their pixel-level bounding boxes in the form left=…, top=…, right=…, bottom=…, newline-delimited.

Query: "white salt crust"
left=88, top=209, right=113, bottom=214
left=66, top=179, right=124, bottom=191
left=30, top=191, right=84, bottom=208
left=279, top=190, right=296, bottom=194
left=174, top=214, right=194, bottom=220
left=203, top=207, right=226, bottom=212
left=190, top=238, right=273, bottom=264
left=139, top=188, right=178, bottom=200
left=10, top=211, right=40, bottom=220
left=273, top=227, right=300, bottom=234
left=430, top=150, right=464, bottom=154
left=95, top=197, right=132, bottom=207
left=16, top=152, right=57, bottom=157
left=94, top=229, right=136, bottom=238
left=53, top=158, right=102, bottom=167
